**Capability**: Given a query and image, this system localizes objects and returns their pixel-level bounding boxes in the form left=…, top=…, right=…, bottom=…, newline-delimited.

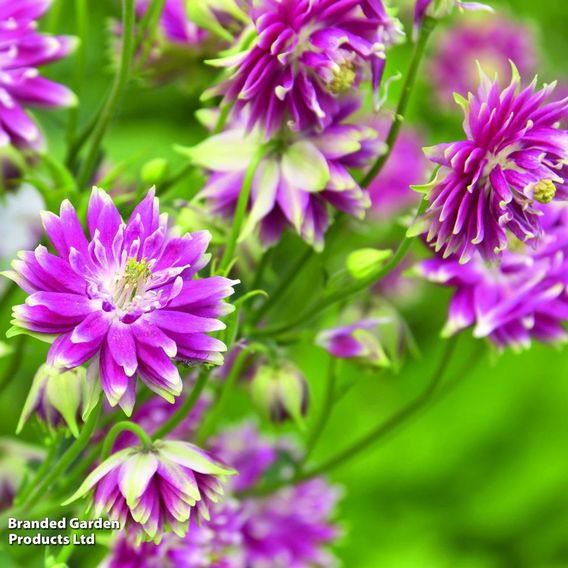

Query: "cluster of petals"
left=0, top=0, right=77, bottom=149
left=211, top=0, right=401, bottom=135
left=416, top=68, right=568, bottom=263
left=190, top=105, right=381, bottom=250
left=3, top=187, right=237, bottom=414
left=418, top=204, right=568, bottom=350
left=64, top=440, right=236, bottom=542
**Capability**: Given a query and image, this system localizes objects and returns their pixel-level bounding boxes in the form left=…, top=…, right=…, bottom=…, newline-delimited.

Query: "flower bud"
left=141, top=158, right=169, bottom=186
left=346, top=248, right=393, bottom=281
left=251, top=363, right=309, bottom=427
left=17, top=365, right=87, bottom=438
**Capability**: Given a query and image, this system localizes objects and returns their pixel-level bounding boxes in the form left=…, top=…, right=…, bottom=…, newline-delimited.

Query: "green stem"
left=213, top=102, right=234, bottom=135
left=66, top=0, right=88, bottom=145
left=252, top=196, right=428, bottom=339
left=219, top=146, right=267, bottom=274
left=76, top=0, right=136, bottom=189
left=196, top=348, right=250, bottom=444
left=0, top=399, right=103, bottom=526
left=248, top=246, right=313, bottom=327
left=14, top=432, right=63, bottom=506
left=100, top=421, right=153, bottom=460
left=360, top=17, right=436, bottom=189
left=244, top=336, right=458, bottom=497
left=303, top=357, right=338, bottom=463
left=133, top=0, right=168, bottom=73
left=152, top=370, right=210, bottom=440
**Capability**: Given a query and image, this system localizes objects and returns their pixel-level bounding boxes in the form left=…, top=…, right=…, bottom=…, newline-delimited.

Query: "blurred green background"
left=1, top=0, right=568, bottom=566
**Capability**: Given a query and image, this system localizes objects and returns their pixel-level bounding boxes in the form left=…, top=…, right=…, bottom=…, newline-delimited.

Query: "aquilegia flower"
left=103, top=501, right=245, bottom=568
left=64, top=440, right=236, bottom=542
left=0, top=0, right=77, bottom=149
left=187, top=108, right=380, bottom=250
left=210, top=0, right=401, bottom=135
left=415, top=67, right=568, bottom=263
left=212, top=423, right=342, bottom=568
left=3, top=187, right=237, bottom=414
left=430, top=16, right=538, bottom=105
left=417, top=204, right=568, bottom=350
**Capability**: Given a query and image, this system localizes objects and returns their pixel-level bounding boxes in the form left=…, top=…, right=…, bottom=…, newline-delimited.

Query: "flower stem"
left=0, top=398, right=103, bottom=526
left=152, top=370, right=210, bottom=440
left=219, top=146, right=267, bottom=275
left=252, top=196, right=428, bottom=339
left=360, top=17, right=436, bottom=189
left=244, top=336, right=459, bottom=497
left=76, top=0, right=136, bottom=189
left=100, top=421, right=153, bottom=460
left=196, top=348, right=251, bottom=444
left=302, top=357, right=338, bottom=463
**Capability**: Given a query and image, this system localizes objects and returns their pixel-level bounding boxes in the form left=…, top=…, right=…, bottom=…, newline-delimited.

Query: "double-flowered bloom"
left=418, top=204, right=568, bottom=350
left=188, top=108, right=381, bottom=250
left=64, top=440, right=236, bottom=542
left=3, top=187, right=238, bottom=414
left=0, top=0, right=77, bottom=149
left=211, top=0, right=401, bottom=135
left=416, top=68, right=568, bottom=263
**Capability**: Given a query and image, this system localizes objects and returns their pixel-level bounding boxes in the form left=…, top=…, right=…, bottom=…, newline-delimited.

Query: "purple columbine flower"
left=209, top=0, right=402, bottom=135
left=3, top=187, right=238, bottom=415
left=316, top=319, right=390, bottom=367
left=0, top=0, right=77, bottom=149
left=414, top=67, right=568, bottom=263
left=417, top=204, right=568, bottom=351
left=366, top=117, right=428, bottom=218
left=187, top=107, right=380, bottom=250
left=102, top=501, right=245, bottom=568
left=212, top=423, right=342, bottom=568
left=414, top=0, right=493, bottom=37
left=64, top=440, right=236, bottom=542
left=429, top=16, right=538, bottom=106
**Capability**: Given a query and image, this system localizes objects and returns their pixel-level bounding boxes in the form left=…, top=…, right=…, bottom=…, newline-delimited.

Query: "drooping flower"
left=64, top=440, right=236, bottom=542
left=0, top=438, right=44, bottom=511
left=414, top=0, right=493, bottom=37
left=3, top=187, right=238, bottom=415
left=186, top=107, right=380, bottom=250
left=17, top=364, right=87, bottom=437
left=0, top=0, right=77, bottom=149
left=250, top=361, right=310, bottom=425
left=102, top=501, right=245, bottom=568
left=366, top=118, right=427, bottom=218
left=212, top=423, right=342, bottom=568
left=210, top=0, right=402, bottom=135
left=430, top=16, right=538, bottom=106
left=316, top=319, right=390, bottom=367
left=417, top=204, right=568, bottom=351
left=414, top=67, right=568, bottom=263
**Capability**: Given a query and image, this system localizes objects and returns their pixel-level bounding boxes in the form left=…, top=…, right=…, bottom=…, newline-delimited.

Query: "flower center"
left=533, top=179, right=556, bottom=204
left=327, top=61, right=356, bottom=95
left=110, top=257, right=155, bottom=313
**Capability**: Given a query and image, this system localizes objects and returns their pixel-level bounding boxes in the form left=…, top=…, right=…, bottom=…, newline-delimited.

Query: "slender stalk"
left=360, top=17, right=436, bottom=189
left=0, top=399, right=103, bottom=526
left=244, top=336, right=459, bottom=497
left=213, top=103, right=234, bottom=135
left=76, top=0, right=136, bottom=189
left=219, top=147, right=267, bottom=274
left=66, top=0, right=88, bottom=145
left=133, top=0, right=168, bottom=73
left=100, top=421, right=153, bottom=460
left=252, top=196, right=428, bottom=339
left=152, top=370, right=210, bottom=440
left=196, top=348, right=250, bottom=444
left=303, top=357, right=338, bottom=463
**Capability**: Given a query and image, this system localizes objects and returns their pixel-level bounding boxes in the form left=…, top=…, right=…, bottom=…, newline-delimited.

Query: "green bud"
left=141, top=158, right=169, bottom=186
left=346, top=248, right=393, bottom=280
left=17, top=365, right=88, bottom=438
